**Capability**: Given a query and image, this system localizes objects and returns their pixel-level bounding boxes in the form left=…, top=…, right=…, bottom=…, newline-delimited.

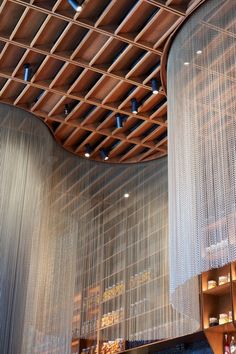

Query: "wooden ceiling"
left=0, top=0, right=202, bottom=163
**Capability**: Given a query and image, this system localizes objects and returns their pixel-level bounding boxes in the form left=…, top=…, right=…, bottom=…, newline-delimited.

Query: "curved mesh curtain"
left=168, top=0, right=236, bottom=321
left=0, top=104, right=78, bottom=354
left=0, top=101, right=199, bottom=354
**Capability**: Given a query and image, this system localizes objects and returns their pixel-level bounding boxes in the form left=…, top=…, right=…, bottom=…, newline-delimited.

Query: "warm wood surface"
left=0, top=0, right=203, bottom=163
left=201, top=263, right=236, bottom=354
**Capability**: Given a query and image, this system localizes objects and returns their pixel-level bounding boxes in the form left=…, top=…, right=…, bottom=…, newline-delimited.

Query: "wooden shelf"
left=201, top=262, right=236, bottom=354
left=100, top=320, right=123, bottom=330
left=101, top=293, right=125, bottom=304
left=205, top=322, right=235, bottom=333
left=203, top=282, right=230, bottom=296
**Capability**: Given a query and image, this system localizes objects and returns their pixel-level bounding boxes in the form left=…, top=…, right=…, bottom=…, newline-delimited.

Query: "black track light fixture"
left=100, top=149, right=109, bottom=161
left=23, top=63, right=31, bottom=81
left=151, top=78, right=159, bottom=95
left=64, top=104, right=70, bottom=116
left=131, top=98, right=138, bottom=114
left=84, top=144, right=92, bottom=158
left=116, top=113, right=127, bottom=129
left=67, top=0, right=83, bottom=12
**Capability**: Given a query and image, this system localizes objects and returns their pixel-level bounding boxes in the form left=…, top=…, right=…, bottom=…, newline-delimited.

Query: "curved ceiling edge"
left=0, top=0, right=203, bottom=163
left=160, top=0, right=207, bottom=95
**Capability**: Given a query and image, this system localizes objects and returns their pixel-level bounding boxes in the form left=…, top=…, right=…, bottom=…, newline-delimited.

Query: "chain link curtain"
left=168, top=0, right=236, bottom=319
left=0, top=101, right=199, bottom=354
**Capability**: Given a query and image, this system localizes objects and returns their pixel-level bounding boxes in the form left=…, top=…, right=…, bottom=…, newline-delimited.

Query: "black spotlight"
left=151, top=78, right=159, bottom=94
left=116, top=113, right=123, bottom=128
left=84, top=144, right=92, bottom=158
left=131, top=98, right=138, bottom=114
left=23, top=63, right=31, bottom=81
left=64, top=104, right=70, bottom=116
left=67, top=0, right=83, bottom=12
left=100, top=149, right=109, bottom=161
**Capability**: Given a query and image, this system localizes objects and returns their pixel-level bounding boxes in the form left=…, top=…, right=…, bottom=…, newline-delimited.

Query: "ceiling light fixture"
left=100, top=149, right=109, bottom=161
left=196, top=50, right=202, bottom=55
left=131, top=98, right=138, bottom=114
left=64, top=104, right=70, bottom=116
left=84, top=144, right=92, bottom=158
left=124, top=193, right=130, bottom=198
left=67, top=0, right=83, bottom=12
left=184, top=62, right=190, bottom=66
left=23, top=63, right=31, bottom=81
left=151, top=78, right=159, bottom=95
left=116, top=113, right=123, bottom=128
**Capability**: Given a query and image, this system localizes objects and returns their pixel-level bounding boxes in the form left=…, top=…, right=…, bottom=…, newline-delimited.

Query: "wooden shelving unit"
left=201, top=262, right=236, bottom=354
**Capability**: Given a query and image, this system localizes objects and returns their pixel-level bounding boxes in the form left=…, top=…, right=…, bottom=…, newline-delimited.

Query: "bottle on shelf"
left=224, top=334, right=230, bottom=354
left=230, top=336, right=236, bottom=354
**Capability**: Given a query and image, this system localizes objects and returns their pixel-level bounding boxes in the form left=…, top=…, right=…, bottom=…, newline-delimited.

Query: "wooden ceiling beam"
left=144, top=0, right=186, bottom=16
left=10, top=0, right=163, bottom=55
left=0, top=67, right=168, bottom=125
left=0, top=0, right=203, bottom=163
left=0, top=35, right=160, bottom=92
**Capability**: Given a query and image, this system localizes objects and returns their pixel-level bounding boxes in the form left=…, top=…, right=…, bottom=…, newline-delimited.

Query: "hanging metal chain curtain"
left=0, top=101, right=199, bottom=354
left=168, top=0, right=236, bottom=319
left=0, top=104, right=78, bottom=354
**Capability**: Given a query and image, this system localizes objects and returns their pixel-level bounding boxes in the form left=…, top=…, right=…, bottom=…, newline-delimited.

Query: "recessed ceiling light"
left=184, top=62, right=190, bottom=66
left=84, top=144, right=92, bottom=158
left=196, top=50, right=202, bottom=55
left=124, top=193, right=130, bottom=198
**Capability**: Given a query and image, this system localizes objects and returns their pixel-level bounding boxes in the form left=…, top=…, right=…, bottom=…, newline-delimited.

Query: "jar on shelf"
left=209, top=317, right=219, bottom=327
left=218, top=275, right=228, bottom=286
left=219, top=313, right=229, bottom=325
left=207, top=280, right=217, bottom=289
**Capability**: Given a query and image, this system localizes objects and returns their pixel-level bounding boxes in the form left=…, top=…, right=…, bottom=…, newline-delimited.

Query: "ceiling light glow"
left=84, top=144, right=92, bottom=158
left=67, top=0, right=83, bottom=12
left=151, top=78, right=159, bottom=95
left=131, top=98, right=138, bottom=114
left=100, top=149, right=109, bottom=161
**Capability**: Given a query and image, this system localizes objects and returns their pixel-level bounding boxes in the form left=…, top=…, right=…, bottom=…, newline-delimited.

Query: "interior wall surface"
left=0, top=102, right=199, bottom=354
left=168, top=0, right=236, bottom=318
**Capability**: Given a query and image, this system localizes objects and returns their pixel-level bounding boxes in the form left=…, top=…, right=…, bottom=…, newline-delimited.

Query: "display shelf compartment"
left=101, top=292, right=125, bottom=304
left=201, top=262, right=236, bottom=354
left=205, top=322, right=235, bottom=333
left=203, top=282, right=231, bottom=296
left=100, top=320, right=124, bottom=330
left=202, top=292, right=232, bottom=329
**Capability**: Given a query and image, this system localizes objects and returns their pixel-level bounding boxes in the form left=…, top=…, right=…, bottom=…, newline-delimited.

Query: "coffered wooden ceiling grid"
left=0, top=0, right=202, bottom=163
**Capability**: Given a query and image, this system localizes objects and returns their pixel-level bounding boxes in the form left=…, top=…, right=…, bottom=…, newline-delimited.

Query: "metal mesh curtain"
left=73, top=157, right=198, bottom=350
left=0, top=104, right=78, bottom=354
left=0, top=101, right=198, bottom=354
left=168, top=0, right=236, bottom=321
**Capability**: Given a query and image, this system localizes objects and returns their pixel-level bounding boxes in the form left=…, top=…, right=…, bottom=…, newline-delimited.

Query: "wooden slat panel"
left=0, top=0, right=204, bottom=163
